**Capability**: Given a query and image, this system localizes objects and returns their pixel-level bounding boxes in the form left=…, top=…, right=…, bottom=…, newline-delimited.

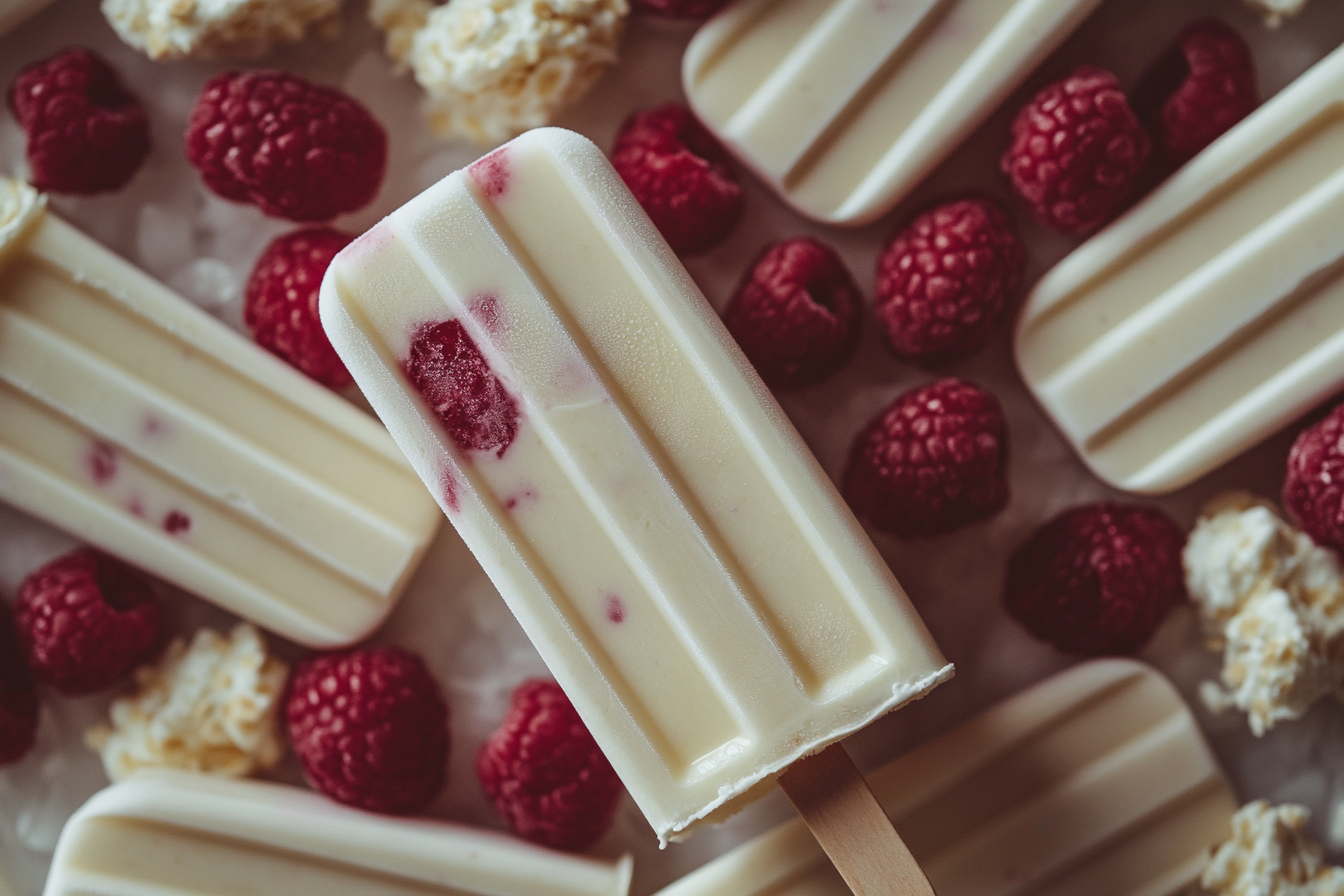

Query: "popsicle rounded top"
left=682, top=0, right=1104, bottom=226
left=319, top=127, right=952, bottom=844
left=1015, top=44, right=1344, bottom=494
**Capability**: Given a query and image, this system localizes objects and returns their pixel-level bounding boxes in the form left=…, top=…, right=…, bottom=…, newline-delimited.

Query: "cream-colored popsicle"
left=320, top=128, right=952, bottom=848
left=1016, top=45, right=1344, bottom=494
left=656, top=659, right=1237, bottom=896
left=0, top=178, right=441, bottom=647
left=0, top=0, right=55, bottom=35
left=682, top=0, right=1103, bottom=225
left=44, top=770, right=634, bottom=896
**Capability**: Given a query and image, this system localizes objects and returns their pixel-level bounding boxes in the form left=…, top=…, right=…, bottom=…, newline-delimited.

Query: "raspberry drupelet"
left=1283, top=401, right=1344, bottom=554
left=477, top=679, right=623, bottom=851
left=7, top=47, right=150, bottom=195
left=287, top=647, right=449, bottom=814
left=842, top=378, right=1009, bottom=538
left=1003, top=503, right=1187, bottom=656
left=15, top=548, right=162, bottom=695
left=875, top=197, right=1025, bottom=366
left=722, top=237, right=862, bottom=390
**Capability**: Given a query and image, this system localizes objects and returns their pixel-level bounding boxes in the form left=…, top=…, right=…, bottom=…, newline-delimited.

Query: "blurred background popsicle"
left=320, top=127, right=951, bottom=890
left=1016, top=43, right=1344, bottom=494
left=0, top=177, right=441, bottom=647
left=44, top=770, right=634, bottom=896
left=682, top=0, right=1104, bottom=225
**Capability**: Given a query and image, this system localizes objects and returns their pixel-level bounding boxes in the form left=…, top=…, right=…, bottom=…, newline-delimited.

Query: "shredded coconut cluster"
left=102, top=0, right=340, bottom=60
left=86, top=624, right=288, bottom=781
left=1183, top=494, right=1344, bottom=735
left=371, top=0, right=627, bottom=145
left=1242, top=0, right=1310, bottom=27
left=1202, top=801, right=1344, bottom=896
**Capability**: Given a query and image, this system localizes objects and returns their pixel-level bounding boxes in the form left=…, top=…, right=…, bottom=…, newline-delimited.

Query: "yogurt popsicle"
left=682, top=0, right=1104, bottom=225
left=655, top=659, right=1237, bottom=896
left=0, top=177, right=441, bottom=647
left=320, top=128, right=951, bottom=868
left=44, top=770, right=634, bottom=896
left=1016, top=44, right=1344, bottom=494
left=0, top=0, right=55, bottom=35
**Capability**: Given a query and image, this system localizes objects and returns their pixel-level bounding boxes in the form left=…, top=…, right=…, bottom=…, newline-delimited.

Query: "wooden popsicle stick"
left=777, top=742, right=936, bottom=896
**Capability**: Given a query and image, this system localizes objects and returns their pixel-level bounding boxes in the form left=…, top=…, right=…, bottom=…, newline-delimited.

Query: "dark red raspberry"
left=7, top=47, right=150, bottom=195
left=1132, top=20, right=1257, bottom=166
left=185, top=71, right=387, bottom=222
left=722, top=237, right=861, bottom=390
left=0, top=601, right=38, bottom=767
left=477, top=679, right=622, bottom=851
left=1283, top=401, right=1344, bottom=553
left=403, top=319, right=520, bottom=457
left=1003, top=503, right=1187, bottom=656
left=631, top=0, right=729, bottom=17
left=245, top=227, right=353, bottom=388
left=610, top=103, right=744, bottom=255
left=875, top=197, right=1025, bottom=365
left=14, top=549, right=161, bottom=695
left=842, top=379, right=1009, bottom=538
left=1001, top=67, right=1151, bottom=235
left=287, top=647, right=449, bottom=814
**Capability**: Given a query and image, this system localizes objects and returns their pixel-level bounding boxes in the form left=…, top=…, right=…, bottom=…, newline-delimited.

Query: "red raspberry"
left=842, top=379, right=1008, bottom=538
left=14, top=549, right=162, bottom=695
left=1283, top=401, right=1344, bottom=553
left=0, top=601, right=38, bottom=767
left=287, top=647, right=449, bottom=814
left=1001, top=67, right=1151, bottom=235
left=245, top=227, right=353, bottom=388
left=875, top=197, right=1025, bottom=366
left=631, top=0, right=729, bottom=16
left=185, top=71, right=387, bottom=222
left=403, top=318, right=520, bottom=457
left=477, top=679, right=622, bottom=851
left=1003, top=503, right=1187, bottom=656
left=1132, top=20, right=1257, bottom=166
left=7, top=47, right=150, bottom=195
left=722, top=237, right=862, bottom=390
left=610, top=103, right=744, bottom=255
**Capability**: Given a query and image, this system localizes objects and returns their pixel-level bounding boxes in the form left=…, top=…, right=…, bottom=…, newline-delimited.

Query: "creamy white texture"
left=86, top=624, right=287, bottom=781
left=1244, top=0, right=1309, bottom=27
left=371, top=0, right=626, bottom=145
left=102, top=0, right=339, bottom=59
left=1202, top=801, right=1344, bottom=896
left=1184, top=495, right=1344, bottom=735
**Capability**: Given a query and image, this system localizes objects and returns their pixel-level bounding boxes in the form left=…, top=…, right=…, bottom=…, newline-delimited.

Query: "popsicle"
left=0, top=0, right=55, bottom=35
left=1015, top=44, right=1344, bottom=494
left=0, top=177, right=442, bottom=647
left=44, top=770, right=634, bottom=896
left=681, top=0, right=1104, bottom=226
left=320, top=127, right=952, bottom=888
left=655, top=659, right=1237, bottom=896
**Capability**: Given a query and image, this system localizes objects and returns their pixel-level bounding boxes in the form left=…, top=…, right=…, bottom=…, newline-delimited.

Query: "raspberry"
left=610, top=103, right=744, bottom=255
left=7, top=47, right=150, bottom=195
left=1283, top=401, right=1344, bottom=553
left=14, top=549, right=162, bottom=695
left=722, top=237, right=861, bottom=390
left=1001, top=66, right=1151, bottom=235
left=1003, top=503, right=1187, bottom=656
left=185, top=71, right=387, bottom=222
left=245, top=227, right=353, bottom=388
left=875, top=197, right=1025, bottom=365
left=842, top=379, right=1009, bottom=538
left=0, top=601, right=38, bottom=767
left=287, top=647, right=449, bottom=814
left=477, top=679, right=622, bottom=851
left=1132, top=20, right=1257, bottom=166
left=631, top=0, right=728, bottom=16
left=403, top=319, right=520, bottom=457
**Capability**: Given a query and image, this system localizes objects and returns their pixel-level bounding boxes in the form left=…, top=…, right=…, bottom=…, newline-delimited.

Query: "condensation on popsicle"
left=320, top=127, right=953, bottom=845
left=682, top=0, right=1103, bottom=225
left=1016, top=44, right=1344, bottom=494
left=0, top=178, right=442, bottom=647
left=44, top=770, right=634, bottom=896
left=655, top=659, right=1238, bottom=896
